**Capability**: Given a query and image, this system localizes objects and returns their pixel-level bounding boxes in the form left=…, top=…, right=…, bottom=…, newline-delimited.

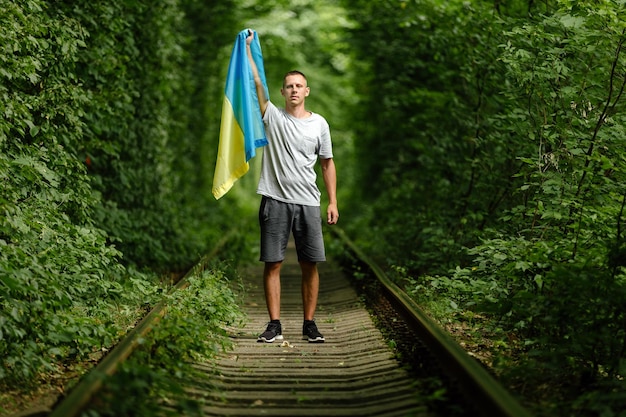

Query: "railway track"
left=46, top=229, right=532, bottom=417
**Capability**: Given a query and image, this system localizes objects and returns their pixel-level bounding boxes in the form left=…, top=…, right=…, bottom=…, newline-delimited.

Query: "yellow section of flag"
left=212, top=97, right=249, bottom=199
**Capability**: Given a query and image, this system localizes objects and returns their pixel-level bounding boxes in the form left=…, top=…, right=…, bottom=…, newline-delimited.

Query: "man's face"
left=281, top=74, right=310, bottom=106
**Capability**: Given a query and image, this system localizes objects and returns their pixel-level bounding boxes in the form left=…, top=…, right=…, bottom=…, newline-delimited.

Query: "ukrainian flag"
left=212, top=29, right=269, bottom=199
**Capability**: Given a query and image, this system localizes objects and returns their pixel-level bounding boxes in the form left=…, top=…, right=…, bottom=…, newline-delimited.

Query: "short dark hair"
left=283, top=70, right=307, bottom=87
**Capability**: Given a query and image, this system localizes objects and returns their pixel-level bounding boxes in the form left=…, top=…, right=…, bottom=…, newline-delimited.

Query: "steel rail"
left=48, top=232, right=235, bottom=417
left=331, top=227, right=533, bottom=417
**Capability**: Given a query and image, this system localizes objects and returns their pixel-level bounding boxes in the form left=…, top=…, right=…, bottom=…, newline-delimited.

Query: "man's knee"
left=264, top=261, right=282, bottom=276
left=299, top=260, right=318, bottom=276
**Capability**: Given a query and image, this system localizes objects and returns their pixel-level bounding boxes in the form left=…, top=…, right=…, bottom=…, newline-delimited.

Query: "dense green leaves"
left=0, top=0, right=239, bottom=398
left=342, top=0, right=626, bottom=415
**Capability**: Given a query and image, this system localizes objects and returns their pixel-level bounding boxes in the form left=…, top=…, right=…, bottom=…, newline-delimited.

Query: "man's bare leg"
left=300, top=261, right=319, bottom=321
left=264, top=261, right=282, bottom=320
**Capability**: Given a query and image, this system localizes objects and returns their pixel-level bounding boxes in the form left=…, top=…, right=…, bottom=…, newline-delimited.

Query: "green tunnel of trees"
left=2, top=1, right=626, bottom=416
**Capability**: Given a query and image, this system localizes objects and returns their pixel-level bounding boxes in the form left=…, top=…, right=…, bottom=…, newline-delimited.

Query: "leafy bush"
left=0, top=0, right=238, bottom=399
left=83, top=267, right=244, bottom=417
left=343, top=0, right=626, bottom=415
left=0, top=1, right=127, bottom=385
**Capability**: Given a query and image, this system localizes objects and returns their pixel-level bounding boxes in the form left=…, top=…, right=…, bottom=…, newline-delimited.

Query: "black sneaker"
left=302, top=320, right=325, bottom=343
left=257, top=321, right=283, bottom=343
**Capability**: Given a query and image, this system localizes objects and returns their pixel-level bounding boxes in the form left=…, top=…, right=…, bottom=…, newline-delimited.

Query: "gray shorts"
left=259, top=196, right=326, bottom=263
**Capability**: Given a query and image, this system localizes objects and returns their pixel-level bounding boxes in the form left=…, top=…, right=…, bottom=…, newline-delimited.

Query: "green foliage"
left=0, top=0, right=240, bottom=398
left=343, top=0, right=626, bottom=415
left=0, top=0, right=126, bottom=386
left=70, top=0, right=237, bottom=269
left=341, top=0, right=519, bottom=271
left=83, top=268, right=244, bottom=417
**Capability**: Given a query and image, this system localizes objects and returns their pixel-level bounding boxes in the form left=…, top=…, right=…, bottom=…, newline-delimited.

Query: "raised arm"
left=246, top=30, right=269, bottom=116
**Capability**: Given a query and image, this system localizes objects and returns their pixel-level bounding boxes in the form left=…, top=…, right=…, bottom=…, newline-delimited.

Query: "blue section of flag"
left=225, top=29, right=269, bottom=161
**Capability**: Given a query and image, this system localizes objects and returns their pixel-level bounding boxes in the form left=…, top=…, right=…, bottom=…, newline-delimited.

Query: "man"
left=245, top=30, right=339, bottom=343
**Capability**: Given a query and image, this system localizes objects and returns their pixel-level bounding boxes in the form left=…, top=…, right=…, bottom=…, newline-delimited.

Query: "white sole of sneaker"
left=303, top=335, right=325, bottom=343
left=258, top=335, right=284, bottom=343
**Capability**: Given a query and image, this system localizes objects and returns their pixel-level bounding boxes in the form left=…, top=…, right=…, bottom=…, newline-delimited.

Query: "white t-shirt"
left=257, top=101, right=333, bottom=206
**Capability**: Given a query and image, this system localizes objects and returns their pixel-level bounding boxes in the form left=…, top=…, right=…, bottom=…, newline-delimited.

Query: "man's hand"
left=327, top=203, right=339, bottom=225
left=246, top=29, right=254, bottom=46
